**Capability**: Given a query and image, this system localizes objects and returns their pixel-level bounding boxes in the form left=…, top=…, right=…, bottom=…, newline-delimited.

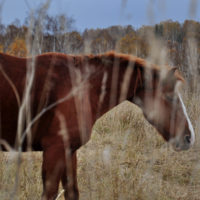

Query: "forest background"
left=1, top=10, right=200, bottom=83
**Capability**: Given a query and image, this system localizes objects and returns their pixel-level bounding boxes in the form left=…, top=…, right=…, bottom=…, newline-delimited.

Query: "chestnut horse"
left=0, top=52, right=195, bottom=199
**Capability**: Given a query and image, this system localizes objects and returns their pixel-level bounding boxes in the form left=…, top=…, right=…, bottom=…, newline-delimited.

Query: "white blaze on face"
left=178, top=91, right=195, bottom=145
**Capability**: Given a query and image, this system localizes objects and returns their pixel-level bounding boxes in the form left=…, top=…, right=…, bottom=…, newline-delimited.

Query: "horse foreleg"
left=61, top=151, right=79, bottom=200
left=41, top=146, right=66, bottom=200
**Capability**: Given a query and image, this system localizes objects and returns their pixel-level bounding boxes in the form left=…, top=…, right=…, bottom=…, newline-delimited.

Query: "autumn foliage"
left=0, top=15, right=200, bottom=80
left=0, top=43, right=3, bottom=53
left=118, top=33, right=149, bottom=58
left=6, top=37, right=27, bottom=57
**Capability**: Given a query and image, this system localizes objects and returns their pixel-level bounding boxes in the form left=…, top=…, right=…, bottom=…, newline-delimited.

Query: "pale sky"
left=1, top=0, right=200, bottom=32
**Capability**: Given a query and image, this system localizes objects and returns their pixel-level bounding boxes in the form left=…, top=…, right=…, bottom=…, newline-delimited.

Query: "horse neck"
left=131, top=70, right=159, bottom=110
left=90, top=63, right=141, bottom=122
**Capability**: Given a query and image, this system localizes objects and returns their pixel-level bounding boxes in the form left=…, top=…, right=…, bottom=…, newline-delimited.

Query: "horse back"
left=0, top=53, right=74, bottom=151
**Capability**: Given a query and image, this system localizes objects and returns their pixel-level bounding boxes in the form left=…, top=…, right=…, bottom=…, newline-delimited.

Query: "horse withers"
left=0, top=52, right=194, bottom=199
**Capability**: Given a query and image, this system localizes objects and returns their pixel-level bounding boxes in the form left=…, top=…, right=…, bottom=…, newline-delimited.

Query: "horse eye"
left=167, top=96, right=173, bottom=102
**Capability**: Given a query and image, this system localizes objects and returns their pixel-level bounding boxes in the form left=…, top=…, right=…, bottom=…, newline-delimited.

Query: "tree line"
left=0, top=13, right=200, bottom=78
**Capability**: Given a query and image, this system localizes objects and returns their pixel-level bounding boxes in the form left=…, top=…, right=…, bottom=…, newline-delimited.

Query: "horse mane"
left=83, top=51, right=185, bottom=79
left=9, top=51, right=184, bottom=93
left=17, top=51, right=184, bottom=85
left=82, top=51, right=185, bottom=93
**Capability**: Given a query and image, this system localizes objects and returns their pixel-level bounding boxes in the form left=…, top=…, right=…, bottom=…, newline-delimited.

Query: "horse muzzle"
left=171, top=133, right=194, bottom=151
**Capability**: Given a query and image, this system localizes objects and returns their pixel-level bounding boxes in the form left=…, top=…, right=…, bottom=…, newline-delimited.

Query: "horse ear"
left=162, top=67, right=178, bottom=87
left=167, top=67, right=177, bottom=77
left=165, top=67, right=177, bottom=81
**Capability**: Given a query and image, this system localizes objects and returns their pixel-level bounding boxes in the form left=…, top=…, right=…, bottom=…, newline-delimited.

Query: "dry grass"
left=0, top=88, right=200, bottom=200
left=77, top=95, right=200, bottom=200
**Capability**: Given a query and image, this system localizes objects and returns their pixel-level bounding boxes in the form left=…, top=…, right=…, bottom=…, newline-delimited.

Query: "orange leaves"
left=0, top=43, right=4, bottom=53
left=6, top=37, right=27, bottom=57
left=118, top=34, right=149, bottom=58
left=68, top=31, right=83, bottom=53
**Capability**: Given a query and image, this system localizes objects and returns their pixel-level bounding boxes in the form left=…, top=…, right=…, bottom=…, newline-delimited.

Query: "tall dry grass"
left=77, top=94, right=200, bottom=200
left=0, top=88, right=200, bottom=200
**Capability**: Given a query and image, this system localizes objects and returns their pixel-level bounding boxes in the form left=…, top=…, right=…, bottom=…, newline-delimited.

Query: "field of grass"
left=0, top=86, right=200, bottom=200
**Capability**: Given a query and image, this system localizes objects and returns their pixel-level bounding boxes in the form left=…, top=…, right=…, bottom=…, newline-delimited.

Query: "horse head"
left=132, top=65, right=195, bottom=151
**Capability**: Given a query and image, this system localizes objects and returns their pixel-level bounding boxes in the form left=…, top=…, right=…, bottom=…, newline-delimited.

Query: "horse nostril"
left=184, top=135, right=191, bottom=145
